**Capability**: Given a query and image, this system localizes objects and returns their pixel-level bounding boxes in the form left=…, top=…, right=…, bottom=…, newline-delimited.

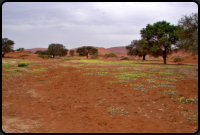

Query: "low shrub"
left=174, top=58, right=184, bottom=62
left=19, top=54, right=29, bottom=57
left=90, top=53, right=98, bottom=59
left=120, top=57, right=130, bottom=60
left=104, top=52, right=118, bottom=57
left=18, top=63, right=28, bottom=67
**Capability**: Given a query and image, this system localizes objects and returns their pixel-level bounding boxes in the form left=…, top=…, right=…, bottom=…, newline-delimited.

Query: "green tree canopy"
left=16, top=48, right=24, bottom=51
left=140, top=20, right=179, bottom=64
left=76, top=46, right=87, bottom=56
left=70, top=50, right=75, bottom=57
left=76, top=46, right=98, bottom=58
left=35, top=50, right=51, bottom=55
left=126, top=39, right=149, bottom=60
left=176, top=12, right=198, bottom=55
left=2, top=38, right=15, bottom=57
left=48, top=43, right=68, bottom=57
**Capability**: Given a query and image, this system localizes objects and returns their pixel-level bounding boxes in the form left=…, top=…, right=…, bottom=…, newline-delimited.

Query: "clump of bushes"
left=16, top=48, right=24, bottom=51
left=19, top=54, right=29, bottom=57
left=18, top=63, right=28, bottom=67
left=37, top=54, right=52, bottom=59
left=35, top=50, right=50, bottom=55
left=173, top=58, right=184, bottom=62
left=90, top=53, right=98, bottom=59
left=120, top=56, right=130, bottom=60
left=104, top=52, right=118, bottom=57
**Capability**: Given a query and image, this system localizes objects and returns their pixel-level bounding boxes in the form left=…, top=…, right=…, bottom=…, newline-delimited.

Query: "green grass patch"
left=96, top=72, right=109, bottom=76
left=3, top=68, right=24, bottom=72
left=83, top=73, right=94, bottom=76
left=52, top=76, right=62, bottom=78
left=106, top=80, right=129, bottom=85
left=180, top=114, right=197, bottom=124
left=74, top=70, right=82, bottom=72
left=158, top=90, right=179, bottom=97
left=44, top=81, right=52, bottom=84
left=112, top=72, right=154, bottom=81
left=63, top=64, right=85, bottom=68
left=158, top=71, right=174, bottom=76
left=38, top=79, right=45, bottom=81
left=173, top=96, right=198, bottom=105
left=105, top=107, right=130, bottom=118
left=2, top=63, right=14, bottom=68
left=27, top=68, right=47, bottom=73
left=177, top=76, right=187, bottom=80
left=2, top=73, right=11, bottom=77
left=32, top=76, right=40, bottom=78
left=5, top=59, right=21, bottom=61
left=79, top=59, right=135, bottom=65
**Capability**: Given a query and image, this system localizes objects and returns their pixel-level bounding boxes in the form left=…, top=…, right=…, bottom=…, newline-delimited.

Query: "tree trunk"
left=2, top=52, right=5, bottom=57
left=163, top=56, right=167, bottom=64
left=163, top=49, right=167, bottom=64
left=87, top=53, right=88, bottom=59
left=142, top=54, right=146, bottom=60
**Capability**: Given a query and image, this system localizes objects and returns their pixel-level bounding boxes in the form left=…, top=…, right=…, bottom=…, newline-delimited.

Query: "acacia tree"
left=76, top=46, right=98, bottom=59
left=176, top=12, right=198, bottom=55
left=70, top=50, right=75, bottom=57
left=48, top=43, right=68, bottom=57
left=140, top=21, right=179, bottom=64
left=126, top=40, right=143, bottom=59
left=2, top=38, right=15, bottom=57
left=76, top=46, right=87, bottom=56
left=126, top=39, right=149, bottom=60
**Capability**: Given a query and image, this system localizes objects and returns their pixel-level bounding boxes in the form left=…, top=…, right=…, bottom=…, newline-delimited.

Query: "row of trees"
left=126, top=12, right=198, bottom=64
left=2, top=38, right=98, bottom=59
left=35, top=46, right=98, bottom=58
left=34, top=44, right=68, bottom=58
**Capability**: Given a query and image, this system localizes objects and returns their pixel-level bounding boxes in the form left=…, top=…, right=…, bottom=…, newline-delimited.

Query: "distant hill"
left=106, top=46, right=128, bottom=56
left=25, top=48, right=47, bottom=53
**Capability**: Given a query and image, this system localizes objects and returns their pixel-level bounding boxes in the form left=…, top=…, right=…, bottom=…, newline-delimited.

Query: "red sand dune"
left=25, top=48, right=48, bottom=53
left=106, top=46, right=127, bottom=56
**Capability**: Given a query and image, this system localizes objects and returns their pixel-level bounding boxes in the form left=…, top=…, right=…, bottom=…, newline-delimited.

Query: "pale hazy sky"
left=2, top=2, right=198, bottom=50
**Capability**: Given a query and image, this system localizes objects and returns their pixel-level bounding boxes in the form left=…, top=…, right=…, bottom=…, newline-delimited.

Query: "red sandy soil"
left=2, top=51, right=198, bottom=133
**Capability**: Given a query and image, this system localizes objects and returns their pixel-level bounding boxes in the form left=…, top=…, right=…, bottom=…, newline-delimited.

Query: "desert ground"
left=2, top=51, right=198, bottom=133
